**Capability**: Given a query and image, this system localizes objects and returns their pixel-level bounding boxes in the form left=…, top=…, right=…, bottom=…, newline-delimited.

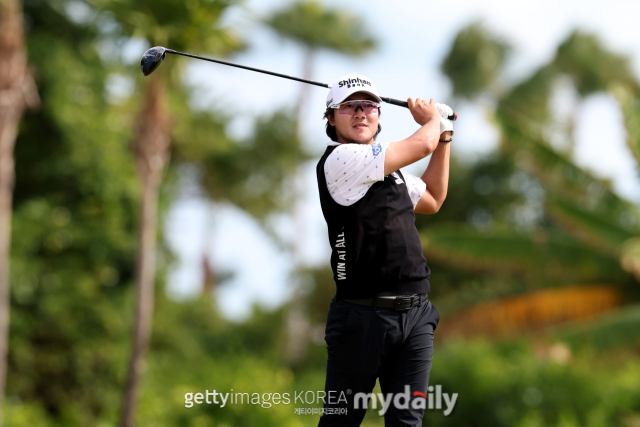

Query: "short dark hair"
left=323, top=108, right=382, bottom=142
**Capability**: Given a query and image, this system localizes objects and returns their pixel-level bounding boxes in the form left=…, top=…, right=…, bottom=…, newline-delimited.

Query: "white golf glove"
left=436, top=103, right=454, bottom=136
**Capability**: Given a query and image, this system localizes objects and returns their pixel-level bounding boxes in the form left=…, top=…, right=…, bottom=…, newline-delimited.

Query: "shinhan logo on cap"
left=372, top=144, right=382, bottom=156
left=338, top=77, right=372, bottom=89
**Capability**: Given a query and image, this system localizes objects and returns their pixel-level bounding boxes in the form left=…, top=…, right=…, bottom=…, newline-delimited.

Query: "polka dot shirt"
left=324, top=141, right=426, bottom=209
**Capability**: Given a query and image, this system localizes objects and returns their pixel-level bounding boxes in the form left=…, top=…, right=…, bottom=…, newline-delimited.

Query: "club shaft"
left=165, top=49, right=457, bottom=120
left=166, top=49, right=330, bottom=89
left=379, top=97, right=408, bottom=108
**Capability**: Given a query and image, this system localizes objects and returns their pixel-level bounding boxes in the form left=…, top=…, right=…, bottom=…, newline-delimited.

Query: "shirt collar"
left=327, top=141, right=387, bottom=147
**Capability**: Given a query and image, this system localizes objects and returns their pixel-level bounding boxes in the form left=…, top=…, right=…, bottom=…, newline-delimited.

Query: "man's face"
left=327, top=92, right=379, bottom=145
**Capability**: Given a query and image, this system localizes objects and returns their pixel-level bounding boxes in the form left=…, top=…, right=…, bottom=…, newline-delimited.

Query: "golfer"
left=316, top=73, right=453, bottom=426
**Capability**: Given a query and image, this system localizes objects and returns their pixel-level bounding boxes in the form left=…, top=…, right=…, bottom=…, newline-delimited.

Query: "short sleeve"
left=324, top=142, right=388, bottom=206
left=401, top=170, right=427, bottom=210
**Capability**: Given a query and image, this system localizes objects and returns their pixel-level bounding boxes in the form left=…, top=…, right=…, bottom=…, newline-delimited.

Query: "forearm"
left=420, top=132, right=451, bottom=207
left=383, top=117, right=440, bottom=176
left=410, top=117, right=440, bottom=156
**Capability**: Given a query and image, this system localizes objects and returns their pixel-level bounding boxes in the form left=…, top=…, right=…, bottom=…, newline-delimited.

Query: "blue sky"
left=164, top=0, right=640, bottom=321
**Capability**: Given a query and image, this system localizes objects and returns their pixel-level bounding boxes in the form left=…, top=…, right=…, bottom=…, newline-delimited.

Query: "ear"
left=327, top=111, right=336, bottom=127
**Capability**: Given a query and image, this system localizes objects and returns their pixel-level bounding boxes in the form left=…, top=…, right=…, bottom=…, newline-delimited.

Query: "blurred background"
left=1, top=0, right=640, bottom=425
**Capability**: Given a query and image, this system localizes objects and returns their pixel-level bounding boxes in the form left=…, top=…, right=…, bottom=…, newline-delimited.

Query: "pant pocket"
left=431, top=301, right=440, bottom=331
left=325, top=302, right=353, bottom=345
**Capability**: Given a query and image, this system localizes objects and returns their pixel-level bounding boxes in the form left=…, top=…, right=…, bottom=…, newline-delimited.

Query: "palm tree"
left=426, top=24, right=640, bottom=328
left=0, top=0, right=39, bottom=423
left=121, top=76, right=172, bottom=427
left=87, top=0, right=242, bottom=425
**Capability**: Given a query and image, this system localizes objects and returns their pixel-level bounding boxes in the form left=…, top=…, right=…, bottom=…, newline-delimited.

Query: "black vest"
left=316, top=144, right=431, bottom=300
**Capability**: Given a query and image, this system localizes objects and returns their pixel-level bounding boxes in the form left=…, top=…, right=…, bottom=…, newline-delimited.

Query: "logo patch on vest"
left=372, top=144, right=382, bottom=157
left=391, top=172, right=404, bottom=184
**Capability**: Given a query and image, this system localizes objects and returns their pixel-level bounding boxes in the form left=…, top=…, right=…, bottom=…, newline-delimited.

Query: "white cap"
left=325, top=73, right=382, bottom=108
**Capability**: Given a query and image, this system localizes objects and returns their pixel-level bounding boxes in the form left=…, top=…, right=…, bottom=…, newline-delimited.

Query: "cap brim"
left=332, top=90, right=382, bottom=106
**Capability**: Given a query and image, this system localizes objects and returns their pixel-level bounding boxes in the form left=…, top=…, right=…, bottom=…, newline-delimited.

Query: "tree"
left=90, top=0, right=319, bottom=421
left=6, top=0, right=140, bottom=424
left=0, top=0, right=38, bottom=423
left=425, top=24, right=640, bottom=316
left=441, top=21, right=509, bottom=100
left=121, top=77, right=171, bottom=427
left=85, top=0, right=245, bottom=424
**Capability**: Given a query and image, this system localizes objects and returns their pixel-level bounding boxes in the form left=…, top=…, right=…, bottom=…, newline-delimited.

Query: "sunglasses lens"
left=363, top=102, right=378, bottom=112
left=337, top=101, right=379, bottom=114
left=337, top=102, right=355, bottom=114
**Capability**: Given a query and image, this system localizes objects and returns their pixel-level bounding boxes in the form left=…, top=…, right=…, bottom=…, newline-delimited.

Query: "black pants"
left=317, top=296, right=439, bottom=427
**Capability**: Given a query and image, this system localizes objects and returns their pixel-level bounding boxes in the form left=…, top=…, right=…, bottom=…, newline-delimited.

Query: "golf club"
left=140, top=46, right=458, bottom=121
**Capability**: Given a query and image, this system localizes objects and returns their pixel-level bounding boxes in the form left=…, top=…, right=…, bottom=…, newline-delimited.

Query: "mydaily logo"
left=353, top=385, right=458, bottom=416
left=338, top=77, right=372, bottom=89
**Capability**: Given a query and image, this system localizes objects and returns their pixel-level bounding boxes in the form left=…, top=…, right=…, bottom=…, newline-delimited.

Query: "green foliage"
left=195, top=109, right=313, bottom=219
left=8, top=1, right=138, bottom=425
left=265, top=1, right=376, bottom=55
left=551, top=303, right=640, bottom=352
left=87, top=0, right=244, bottom=55
left=413, top=152, right=572, bottom=302
left=415, top=151, right=523, bottom=228
left=421, top=225, right=627, bottom=283
left=546, top=198, right=639, bottom=251
left=613, top=82, right=640, bottom=166
left=436, top=24, right=640, bottom=296
left=554, top=31, right=639, bottom=96
left=8, top=3, right=640, bottom=427
left=8, top=0, right=316, bottom=424
left=162, top=85, right=310, bottom=219
left=425, top=339, right=640, bottom=427
left=441, top=21, right=510, bottom=99
left=134, top=296, right=296, bottom=427
left=497, top=65, right=557, bottom=134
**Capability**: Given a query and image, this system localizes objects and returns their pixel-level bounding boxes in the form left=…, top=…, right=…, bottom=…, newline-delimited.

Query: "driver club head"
left=140, top=46, right=167, bottom=76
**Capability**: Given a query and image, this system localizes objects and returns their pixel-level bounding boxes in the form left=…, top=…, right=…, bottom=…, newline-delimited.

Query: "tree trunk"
left=201, top=254, right=216, bottom=298
left=285, top=48, right=315, bottom=369
left=284, top=281, right=310, bottom=369
left=121, top=78, right=171, bottom=427
left=0, top=0, right=38, bottom=424
left=621, top=237, right=640, bottom=282
left=295, top=48, right=315, bottom=141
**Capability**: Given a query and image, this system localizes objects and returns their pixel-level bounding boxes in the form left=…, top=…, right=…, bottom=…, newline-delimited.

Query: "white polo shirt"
left=323, top=141, right=427, bottom=208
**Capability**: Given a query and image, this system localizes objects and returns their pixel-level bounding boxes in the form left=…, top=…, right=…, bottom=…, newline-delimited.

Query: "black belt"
left=342, top=293, right=428, bottom=311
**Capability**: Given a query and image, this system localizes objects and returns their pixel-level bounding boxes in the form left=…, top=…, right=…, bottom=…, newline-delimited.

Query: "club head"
left=140, top=46, right=167, bottom=76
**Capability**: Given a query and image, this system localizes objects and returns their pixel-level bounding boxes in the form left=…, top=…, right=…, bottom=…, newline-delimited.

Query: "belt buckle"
left=394, top=296, right=413, bottom=310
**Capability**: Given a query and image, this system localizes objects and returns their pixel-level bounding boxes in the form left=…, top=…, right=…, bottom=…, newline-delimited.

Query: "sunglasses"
left=331, top=100, right=380, bottom=115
